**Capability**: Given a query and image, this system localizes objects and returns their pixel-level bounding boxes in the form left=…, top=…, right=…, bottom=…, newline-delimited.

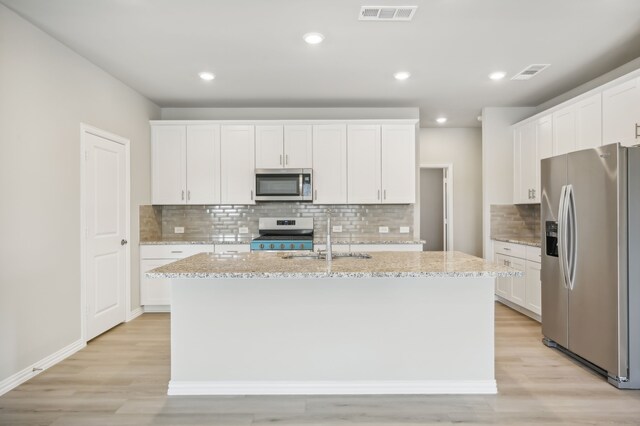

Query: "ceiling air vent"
left=511, top=64, right=551, bottom=81
left=359, top=6, right=418, bottom=21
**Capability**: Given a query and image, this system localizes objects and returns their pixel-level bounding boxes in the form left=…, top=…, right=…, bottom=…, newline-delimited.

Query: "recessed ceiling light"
left=436, top=117, right=447, bottom=124
left=199, top=72, right=215, bottom=81
left=394, top=71, right=411, bottom=80
left=303, top=32, right=324, bottom=45
left=489, top=71, right=506, bottom=81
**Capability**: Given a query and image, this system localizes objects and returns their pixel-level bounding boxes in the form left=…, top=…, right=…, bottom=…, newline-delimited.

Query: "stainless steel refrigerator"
left=541, top=143, right=640, bottom=389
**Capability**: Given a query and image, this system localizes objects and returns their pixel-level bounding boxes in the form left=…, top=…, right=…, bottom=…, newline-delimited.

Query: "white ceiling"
left=3, top=0, right=640, bottom=127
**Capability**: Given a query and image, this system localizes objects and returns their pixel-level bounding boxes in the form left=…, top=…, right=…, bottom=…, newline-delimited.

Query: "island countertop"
left=147, top=250, right=520, bottom=279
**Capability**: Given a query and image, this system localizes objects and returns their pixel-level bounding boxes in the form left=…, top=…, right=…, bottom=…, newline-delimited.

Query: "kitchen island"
left=148, top=251, right=519, bottom=396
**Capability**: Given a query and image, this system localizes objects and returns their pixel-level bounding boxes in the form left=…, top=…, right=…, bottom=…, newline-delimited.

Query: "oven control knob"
left=280, top=243, right=285, bottom=249
left=290, top=243, right=295, bottom=249
left=299, top=243, right=304, bottom=249
left=269, top=243, right=275, bottom=249
left=259, top=243, right=264, bottom=249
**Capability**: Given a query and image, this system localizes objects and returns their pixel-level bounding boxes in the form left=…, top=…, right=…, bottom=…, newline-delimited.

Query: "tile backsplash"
left=141, top=203, right=414, bottom=241
left=490, top=204, right=540, bottom=240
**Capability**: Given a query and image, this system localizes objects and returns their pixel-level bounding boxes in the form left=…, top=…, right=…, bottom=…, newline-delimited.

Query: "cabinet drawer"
left=493, top=241, right=526, bottom=259
left=140, top=244, right=214, bottom=259
left=214, top=244, right=250, bottom=254
left=526, top=246, right=542, bottom=263
left=354, top=244, right=422, bottom=252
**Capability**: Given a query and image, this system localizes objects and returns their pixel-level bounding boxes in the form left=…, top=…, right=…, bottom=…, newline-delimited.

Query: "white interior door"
left=84, top=130, right=127, bottom=341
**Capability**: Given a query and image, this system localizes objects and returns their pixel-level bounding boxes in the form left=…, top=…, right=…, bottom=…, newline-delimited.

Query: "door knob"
left=121, top=239, right=128, bottom=246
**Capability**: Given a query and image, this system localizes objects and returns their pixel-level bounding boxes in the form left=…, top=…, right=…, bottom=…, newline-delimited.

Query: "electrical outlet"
left=332, top=225, right=342, bottom=233
left=378, top=226, right=389, bottom=233
left=400, top=226, right=410, bottom=233
left=174, top=226, right=184, bottom=234
left=238, top=227, right=249, bottom=234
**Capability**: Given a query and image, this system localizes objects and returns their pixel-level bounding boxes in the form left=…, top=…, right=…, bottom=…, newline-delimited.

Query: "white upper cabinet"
left=513, top=122, right=539, bottom=204
left=221, top=125, right=255, bottom=205
left=575, top=93, right=602, bottom=151
left=603, top=77, right=640, bottom=147
left=186, top=125, right=220, bottom=205
left=536, top=114, right=553, bottom=160
left=347, top=125, right=382, bottom=204
left=255, top=125, right=284, bottom=169
left=553, top=105, right=576, bottom=156
left=312, top=124, right=347, bottom=204
left=255, top=125, right=312, bottom=169
left=152, top=125, right=186, bottom=205
left=381, top=125, right=416, bottom=204
left=284, top=125, right=312, bottom=168
left=151, top=125, right=220, bottom=205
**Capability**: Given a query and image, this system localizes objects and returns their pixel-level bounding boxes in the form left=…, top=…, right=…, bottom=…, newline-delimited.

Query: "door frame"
left=79, top=123, right=131, bottom=342
left=419, top=163, right=454, bottom=251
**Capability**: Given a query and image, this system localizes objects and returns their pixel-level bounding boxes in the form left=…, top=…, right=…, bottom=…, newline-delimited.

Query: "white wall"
left=480, top=107, right=536, bottom=260
left=419, top=128, right=482, bottom=257
left=0, top=4, right=160, bottom=387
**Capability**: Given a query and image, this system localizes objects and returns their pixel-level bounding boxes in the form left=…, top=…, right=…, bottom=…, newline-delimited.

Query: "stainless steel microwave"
left=255, top=169, right=312, bottom=202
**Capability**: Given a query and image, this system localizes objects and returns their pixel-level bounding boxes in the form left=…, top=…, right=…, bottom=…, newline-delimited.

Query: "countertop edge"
left=146, top=271, right=522, bottom=279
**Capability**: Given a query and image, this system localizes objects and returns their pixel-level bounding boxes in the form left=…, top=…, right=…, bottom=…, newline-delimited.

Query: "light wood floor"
left=2, top=303, right=640, bottom=425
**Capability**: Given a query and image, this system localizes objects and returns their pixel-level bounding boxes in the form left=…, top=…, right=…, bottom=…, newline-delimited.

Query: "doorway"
left=80, top=124, right=130, bottom=341
left=419, top=164, right=453, bottom=251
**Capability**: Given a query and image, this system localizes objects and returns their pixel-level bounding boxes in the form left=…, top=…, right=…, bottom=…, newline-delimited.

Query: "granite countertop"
left=147, top=251, right=521, bottom=279
left=492, top=237, right=541, bottom=248
left=141, top=236, right=425, bottom=246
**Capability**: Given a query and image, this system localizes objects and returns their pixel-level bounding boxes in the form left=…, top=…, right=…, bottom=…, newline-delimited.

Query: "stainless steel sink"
left=281, top=252, right=372, bottom=260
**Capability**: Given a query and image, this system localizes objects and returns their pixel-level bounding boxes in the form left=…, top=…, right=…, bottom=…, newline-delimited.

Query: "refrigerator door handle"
left=558, top=185, right=569, bottom=289
left=566, top=185, right=578, bottom=290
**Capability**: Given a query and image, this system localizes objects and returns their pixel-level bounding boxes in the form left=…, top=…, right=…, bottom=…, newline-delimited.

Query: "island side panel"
left=169, top=276, right=495, bottom=395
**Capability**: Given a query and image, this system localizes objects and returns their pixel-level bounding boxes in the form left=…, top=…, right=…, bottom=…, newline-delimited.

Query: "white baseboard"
left=0, top=338, right=85, bottom=397
left=167, top=380, right=498, bottom=396
left=126, top=307, right=144, bottom=321
left=495, top=296, right=541, bottom=322
left=143, top=305, right=170, bottom=313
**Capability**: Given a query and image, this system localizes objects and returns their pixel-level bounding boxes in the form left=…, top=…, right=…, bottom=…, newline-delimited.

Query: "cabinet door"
left=186, top=125, right=220, bottom=205
left=312, top=124, right=347, bottom=204
left=575, top=93, right=602, bottom=151
left=151, top=125, right=186, bottom=204
left=525, top=261, right=542, bottom=315
left=255, top=125, right=283, bottom=169
left=221, top=125, right=256, bottom=204
left=284, top=125, right=313, bottom=168
left=347, top=125, right=381, bottom=204
left=494, top=253, right=512, bottom=299
left=520, top=122, right=538, bottom=203
left=510, top=257, right=527, bottom=306
left=537, top=114, right=553, bottom=160
left=140, top=259, right=174, bottom=305
left=603, top=77, right=640, bottom=147
left=381, top=125, right=416, bottom=204
left=513, top=126, right=522, bottom=203
left=553, top=106, right=576, bottom=155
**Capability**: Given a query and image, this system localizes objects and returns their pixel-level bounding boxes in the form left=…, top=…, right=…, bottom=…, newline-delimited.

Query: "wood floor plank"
left=1, top=304, right=640, bottom=425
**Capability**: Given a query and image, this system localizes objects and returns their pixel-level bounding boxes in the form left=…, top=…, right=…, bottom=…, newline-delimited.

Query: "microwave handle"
left=299, top=174, right=303, bottom=196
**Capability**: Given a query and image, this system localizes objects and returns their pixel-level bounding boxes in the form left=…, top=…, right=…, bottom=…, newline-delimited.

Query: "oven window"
left=256, top=175, right=300, bottom=196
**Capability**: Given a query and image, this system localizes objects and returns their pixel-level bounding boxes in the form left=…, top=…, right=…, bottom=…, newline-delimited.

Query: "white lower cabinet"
left=493, top=241, right=541, bottom=320
left=214, top=244, right=250, bottom=254
left=140, top=244, right=214, bottom=309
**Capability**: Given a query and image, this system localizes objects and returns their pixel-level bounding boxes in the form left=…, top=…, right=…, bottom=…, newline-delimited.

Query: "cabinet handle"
left=504, top=247, right=511, bottom=251
left=636, top=123, right=639, bottom=139
left=314, top=189, right=317, bottom=201
left=187, top=190, right=191, bottom=201
left=250, top=189, right=254, bottom=200
left=280, top=154, right=283, bottom=165
left=181, top=190, right=185, bottom=201
left=532, top=189, right=536, bottom=199
left=377, top=190, right=380, bottom=200
left=285, top=154, right=289, bottom=165
left=384, top=189, right=387, bottom=200
left=170, top=250, right=183, bottom=253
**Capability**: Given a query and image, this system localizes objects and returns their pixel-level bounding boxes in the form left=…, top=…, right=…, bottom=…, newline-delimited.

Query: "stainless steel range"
left=250, top=218, right=314, bottom=251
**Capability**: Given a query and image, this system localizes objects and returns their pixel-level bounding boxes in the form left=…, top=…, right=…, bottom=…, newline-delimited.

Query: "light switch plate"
left=332, top=225, right=343, bottom=233
left=400, top=226, right=410, bottom=233
left=238, top=227, right=249, bottom=234
left=379, top=226, right=389, bottom=233
left=174, top=226, right=185, bottom=234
